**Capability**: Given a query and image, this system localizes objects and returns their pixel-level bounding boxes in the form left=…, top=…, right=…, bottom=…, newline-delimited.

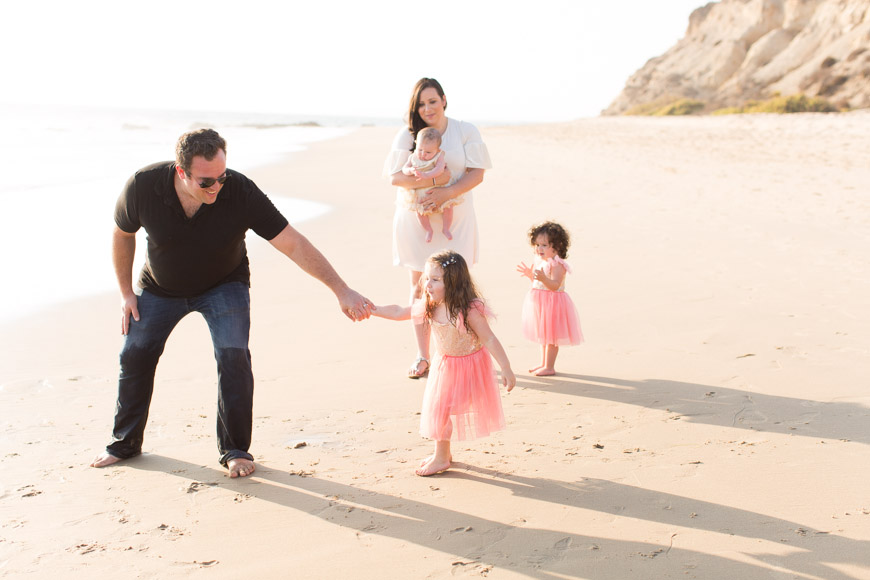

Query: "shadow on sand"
left=514, top=373, right=870, bottom=444
left=126, top=455, right=868, bottom=579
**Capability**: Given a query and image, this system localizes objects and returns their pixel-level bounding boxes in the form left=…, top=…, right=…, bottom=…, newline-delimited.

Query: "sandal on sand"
left=408, top=356, right=429, bottom=379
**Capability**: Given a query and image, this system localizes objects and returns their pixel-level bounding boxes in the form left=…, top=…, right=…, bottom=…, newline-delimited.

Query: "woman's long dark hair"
left=405, top=78, right=446, bottom=150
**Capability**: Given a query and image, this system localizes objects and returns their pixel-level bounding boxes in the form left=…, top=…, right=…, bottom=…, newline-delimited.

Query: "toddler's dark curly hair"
left=527, top=221, right=570, bottom=259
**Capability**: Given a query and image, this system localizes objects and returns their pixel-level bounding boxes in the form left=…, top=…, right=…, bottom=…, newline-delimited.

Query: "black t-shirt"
left=114, top=162, right=289, bottom=298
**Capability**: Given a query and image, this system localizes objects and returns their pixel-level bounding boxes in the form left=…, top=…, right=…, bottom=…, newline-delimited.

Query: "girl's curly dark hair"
left=528, top=221, right=570, bottom=259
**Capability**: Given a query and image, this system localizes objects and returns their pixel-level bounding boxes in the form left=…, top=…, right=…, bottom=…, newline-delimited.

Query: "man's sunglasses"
left=197, top=174, right=229, bottom=189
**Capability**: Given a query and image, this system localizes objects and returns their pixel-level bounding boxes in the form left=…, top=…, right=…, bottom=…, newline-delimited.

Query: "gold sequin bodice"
left=431, top=319, right=482, bottom=357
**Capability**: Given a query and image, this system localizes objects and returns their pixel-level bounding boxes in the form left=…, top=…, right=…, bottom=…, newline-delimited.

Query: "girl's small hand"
left=516, top=262, right=533, bottom=280
left=532, top=268, right=548, bottom=282
left=502, top=369, right=516, bottom=392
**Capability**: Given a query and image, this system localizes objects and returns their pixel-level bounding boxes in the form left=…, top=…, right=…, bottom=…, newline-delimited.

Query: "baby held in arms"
left=401, top=127, right=461, bottom=243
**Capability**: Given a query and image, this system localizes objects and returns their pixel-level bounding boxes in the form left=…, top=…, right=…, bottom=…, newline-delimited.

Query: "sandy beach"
left=2, top=113, right=869, bottom=579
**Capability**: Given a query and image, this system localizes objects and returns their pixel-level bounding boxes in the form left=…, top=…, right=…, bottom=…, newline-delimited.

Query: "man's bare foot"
left=528, top=365, right=544, bottom=374
left=416, top=455, right=451, bottom=476
left=534, top=368, right=556, bottom=376
left=228, top=458, right=256, bottom=478
left=90, top=452, right=123, bottom=468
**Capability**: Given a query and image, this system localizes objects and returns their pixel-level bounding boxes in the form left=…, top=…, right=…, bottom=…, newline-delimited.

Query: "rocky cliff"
left=604, top=0, right=870, bottom=114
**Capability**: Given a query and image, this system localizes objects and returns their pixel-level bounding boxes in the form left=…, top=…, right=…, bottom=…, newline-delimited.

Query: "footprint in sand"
left=185, top=481, right=218, bottom=494
left=554, top=537, right=572, bottom=550
left=67, top=542, right=106, bottom=555
left=173, top=559, right=220, bottom=569
left=18, top=485, right=42, bottom=498
left=156, top=523, right=187, bottom=540
left=109, top=509, right=136, bottom=524
left=450, top=560, right=493, bottom=576
left=732, top=397, right=768, bottom=425
left=733, top=408, right=768, bottom=425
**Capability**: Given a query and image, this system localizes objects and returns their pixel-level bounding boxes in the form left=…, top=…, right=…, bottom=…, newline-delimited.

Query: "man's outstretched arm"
left=268, top=224, right=373, bottom=321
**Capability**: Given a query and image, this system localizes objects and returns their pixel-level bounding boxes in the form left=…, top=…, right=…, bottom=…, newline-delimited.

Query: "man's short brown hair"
left=175, top=128, right=227, bottom=175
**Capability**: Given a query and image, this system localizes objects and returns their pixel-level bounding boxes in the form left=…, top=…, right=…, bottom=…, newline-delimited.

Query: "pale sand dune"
left=2, top=114, right=869, bottom=578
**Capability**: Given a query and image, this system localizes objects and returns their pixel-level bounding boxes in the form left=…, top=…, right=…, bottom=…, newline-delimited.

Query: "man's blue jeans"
left=106, top=282, right=255, bottom=467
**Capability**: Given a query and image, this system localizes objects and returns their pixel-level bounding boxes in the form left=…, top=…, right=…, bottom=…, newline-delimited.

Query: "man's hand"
left=120, top=293, right=139, bottom=335
left=338, top=288, right=374, bottom=322
left=112, top=226, right=139, bottom=334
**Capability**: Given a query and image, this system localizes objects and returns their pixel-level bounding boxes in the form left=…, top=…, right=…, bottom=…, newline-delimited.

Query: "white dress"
left=384, top=118, right=492, bottom=272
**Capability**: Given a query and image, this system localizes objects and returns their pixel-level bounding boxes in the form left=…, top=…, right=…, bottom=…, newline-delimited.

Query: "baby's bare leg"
left=441, top=206, right=454, bottom=240
left=417, top=212, right=433, bottom=243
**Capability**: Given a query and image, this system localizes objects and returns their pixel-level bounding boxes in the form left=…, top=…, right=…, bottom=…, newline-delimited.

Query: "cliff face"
left=604, top=0, right=870, bottom=114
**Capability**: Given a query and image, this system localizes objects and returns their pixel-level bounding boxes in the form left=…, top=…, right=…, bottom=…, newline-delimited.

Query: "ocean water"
left=0, top=105, right=381, bottom=324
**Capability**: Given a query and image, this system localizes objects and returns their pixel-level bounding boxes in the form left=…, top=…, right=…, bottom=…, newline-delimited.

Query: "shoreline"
left=2, top=116, right=869, bottom=579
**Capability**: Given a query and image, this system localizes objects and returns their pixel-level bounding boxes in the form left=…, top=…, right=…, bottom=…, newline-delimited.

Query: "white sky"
left=1, top=1, right=708, bottom=123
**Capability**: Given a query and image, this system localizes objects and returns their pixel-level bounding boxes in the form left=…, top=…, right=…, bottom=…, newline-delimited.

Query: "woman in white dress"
left=384, top=78, right=492, bottom=378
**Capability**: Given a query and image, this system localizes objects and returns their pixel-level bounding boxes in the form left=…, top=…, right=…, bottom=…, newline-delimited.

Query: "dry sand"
left=2, top=113, right=869, bottom=579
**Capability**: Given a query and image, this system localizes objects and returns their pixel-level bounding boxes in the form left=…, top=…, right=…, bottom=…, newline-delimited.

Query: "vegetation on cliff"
left=624, top=94, right=839, bottom=116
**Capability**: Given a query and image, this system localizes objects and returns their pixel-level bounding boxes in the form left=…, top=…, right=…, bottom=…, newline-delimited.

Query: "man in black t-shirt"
left=90, top=128, right=372, bottom=478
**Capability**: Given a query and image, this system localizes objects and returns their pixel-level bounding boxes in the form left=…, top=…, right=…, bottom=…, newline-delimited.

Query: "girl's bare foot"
left=416, top=455, right=451, bottom=476
left=228, top=458, right=256, bottom=478
left=528, top=365, right=544, bottom=374
left=534, top=368, right=556, bottom=376
left=418, top=454, right=452, bottom=468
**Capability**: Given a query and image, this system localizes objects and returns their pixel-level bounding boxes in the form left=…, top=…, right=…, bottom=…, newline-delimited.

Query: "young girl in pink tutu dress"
left=373, top=250, right=516, bottom=476
left=516, top=221, right=584, bottom=376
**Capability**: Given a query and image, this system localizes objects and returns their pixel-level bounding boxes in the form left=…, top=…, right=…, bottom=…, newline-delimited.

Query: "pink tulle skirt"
left=420, top=347, right=506, bottom=441
left=521, top=289, right=584, bottom=346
